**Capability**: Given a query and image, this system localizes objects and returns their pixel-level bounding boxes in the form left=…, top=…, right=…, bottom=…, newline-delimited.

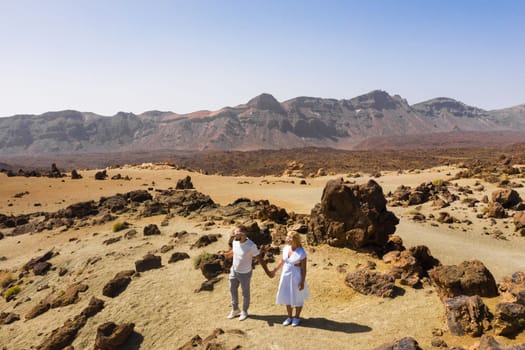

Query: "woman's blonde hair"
left=287, top=231, right=302, bottom=248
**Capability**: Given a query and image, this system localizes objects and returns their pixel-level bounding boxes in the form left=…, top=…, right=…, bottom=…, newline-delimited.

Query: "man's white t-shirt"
left=232, top=239, right=259, bottom=274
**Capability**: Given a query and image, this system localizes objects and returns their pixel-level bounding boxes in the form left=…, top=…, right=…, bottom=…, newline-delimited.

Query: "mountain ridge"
left=1, top=90, right=524, bottom=156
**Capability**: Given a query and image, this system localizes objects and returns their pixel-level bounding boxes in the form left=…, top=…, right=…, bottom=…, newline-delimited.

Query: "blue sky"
left=0, top=0, right=523, bottom=117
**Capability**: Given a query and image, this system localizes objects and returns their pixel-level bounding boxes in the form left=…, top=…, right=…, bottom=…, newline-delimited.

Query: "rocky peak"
left=246, top=93, right=286, bottom=114
left=412, top=98, right=487, bottom=118
left=350, top=90, right=403, bottom=110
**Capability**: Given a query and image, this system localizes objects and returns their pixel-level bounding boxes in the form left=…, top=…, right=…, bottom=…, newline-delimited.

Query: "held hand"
left=268, top=270, right=275, bottom=278
left=298, top=281, right=304, bottom=291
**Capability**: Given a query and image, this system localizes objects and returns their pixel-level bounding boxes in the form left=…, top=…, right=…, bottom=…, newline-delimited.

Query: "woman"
left=272, top=231, right=309, bottom=327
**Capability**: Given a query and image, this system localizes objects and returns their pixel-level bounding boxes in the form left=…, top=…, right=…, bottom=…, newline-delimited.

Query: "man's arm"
left=256, top=254, right=272, bottom=277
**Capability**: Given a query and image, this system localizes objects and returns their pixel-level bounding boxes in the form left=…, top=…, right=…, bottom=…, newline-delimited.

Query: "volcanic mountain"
left=1, top=90, right=524, bottom=157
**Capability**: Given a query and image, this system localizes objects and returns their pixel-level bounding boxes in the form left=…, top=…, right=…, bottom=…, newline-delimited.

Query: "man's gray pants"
left=229, top=269, right=252, bottom=312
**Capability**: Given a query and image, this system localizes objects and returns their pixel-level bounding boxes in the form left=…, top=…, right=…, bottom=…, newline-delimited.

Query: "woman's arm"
left=298, top=258, right=307, bottom=290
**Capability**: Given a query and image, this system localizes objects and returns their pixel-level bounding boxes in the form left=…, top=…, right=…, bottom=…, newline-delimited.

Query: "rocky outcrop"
left=308, top=178, right=399, bottom=251
left=176, top=175, right=194, bottom=190
left=429, top=260, right=498, bottom=299
left=389, top=182, right=457, bottom=207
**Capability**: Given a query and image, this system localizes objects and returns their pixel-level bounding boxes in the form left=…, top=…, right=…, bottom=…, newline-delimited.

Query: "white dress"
left=276, top=245, right=309, bottom=307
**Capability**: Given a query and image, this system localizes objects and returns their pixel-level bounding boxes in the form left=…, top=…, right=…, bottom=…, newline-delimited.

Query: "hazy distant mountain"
left=1, top=90, right=524, bottom=156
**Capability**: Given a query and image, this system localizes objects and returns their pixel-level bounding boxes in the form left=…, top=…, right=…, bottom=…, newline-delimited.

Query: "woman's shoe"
left=291, top=317, right=300, bottom=327
left=282, top=317, right=292, bottom=326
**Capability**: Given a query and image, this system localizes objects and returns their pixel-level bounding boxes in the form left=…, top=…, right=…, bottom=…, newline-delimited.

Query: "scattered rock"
left=51, top=283, right=89, bottom=308
left=477, top=334, right=525, bottom=350
left=0, top=312, right=20, bottom=324
left=94, top=322, right=135, bottom=350
left=168, top=252, right=190, bottom=264
left=102, top=270, right=135, bottom=298
left=135, top=254, right=162, bottom=272
left=373, top=336, right=423, bottom=350
left=191, top=234, right=220, bottom=248
left=37, top=297, right=104, bottom=350
left=345, top=269, right=396, bottom=298
left=194, top=277, right=222, bottom=292
left=143, top=224, right=161, bottom=236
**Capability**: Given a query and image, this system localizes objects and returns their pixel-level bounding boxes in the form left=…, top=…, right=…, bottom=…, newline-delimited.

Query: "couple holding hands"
left=224, top=225, right=309, bottom=327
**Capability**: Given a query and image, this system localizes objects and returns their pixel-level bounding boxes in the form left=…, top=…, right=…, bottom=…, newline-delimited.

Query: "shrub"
left=4, top=285, right=21, bottom=300
left=193, top=252, right=215, bottom=269
left=112, top=221, right=128, bottom=232
left=0, top=271, right=15, bottom=288
left=519, top=318, right=525, bottom=327
left=432, top=179, right=444, bottom=187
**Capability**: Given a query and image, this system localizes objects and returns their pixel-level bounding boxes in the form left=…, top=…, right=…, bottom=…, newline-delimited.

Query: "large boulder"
left=429, top=260, right=498, bottom=299
left=513, top=213, right=525, bottom=236
left=492, top=188, right=522, bottom=209
left=383, top=245, right=440, bottom=287
left=445, top=295, right=492, bottom=337
left=499, top=271, right=525, bottom=304
left=308, top=179, right=399, bottom=250
left=493, top=302, right=525, bottom=337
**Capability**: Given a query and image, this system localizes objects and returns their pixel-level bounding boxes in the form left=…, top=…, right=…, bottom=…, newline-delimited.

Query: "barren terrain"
left=1, top=162, right=525, bottom=349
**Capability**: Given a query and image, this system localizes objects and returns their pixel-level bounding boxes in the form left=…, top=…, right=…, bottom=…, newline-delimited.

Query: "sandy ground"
left=1, top=166, right=525, bottom=349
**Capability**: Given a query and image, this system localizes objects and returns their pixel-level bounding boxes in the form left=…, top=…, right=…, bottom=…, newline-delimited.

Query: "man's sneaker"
left=227, top=309, right=241, bottom=319
left=239, top=311, right=248, bottom=321
left=282, top=317, right=292, bottom=326
left=291, top=317, right=300, bottom=327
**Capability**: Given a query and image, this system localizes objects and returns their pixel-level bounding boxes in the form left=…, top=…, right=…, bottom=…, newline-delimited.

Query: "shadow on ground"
left=249, top=315, right=372, bottom=334
left=122, top=331, right=144, bottom=349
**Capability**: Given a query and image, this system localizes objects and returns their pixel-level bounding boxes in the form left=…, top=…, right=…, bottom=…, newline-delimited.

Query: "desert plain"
left=1, top=159, right=525, bottom=350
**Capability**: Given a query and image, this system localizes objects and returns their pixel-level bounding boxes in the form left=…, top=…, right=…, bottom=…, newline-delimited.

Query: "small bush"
left=432, top=179, right=444, bottom=187
left=0, top=271, right=15, bottom=288
left=4, top=285, right=21, bottom=300
left=519, top=318, right=525, bottom=327
left=193, top=252, right=215, bottom=269
left=112, top=221, right=128, bottom=232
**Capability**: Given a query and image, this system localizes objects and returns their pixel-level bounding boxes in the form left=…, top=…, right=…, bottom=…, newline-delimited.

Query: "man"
left=222, top=224, right=272, bottom=321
